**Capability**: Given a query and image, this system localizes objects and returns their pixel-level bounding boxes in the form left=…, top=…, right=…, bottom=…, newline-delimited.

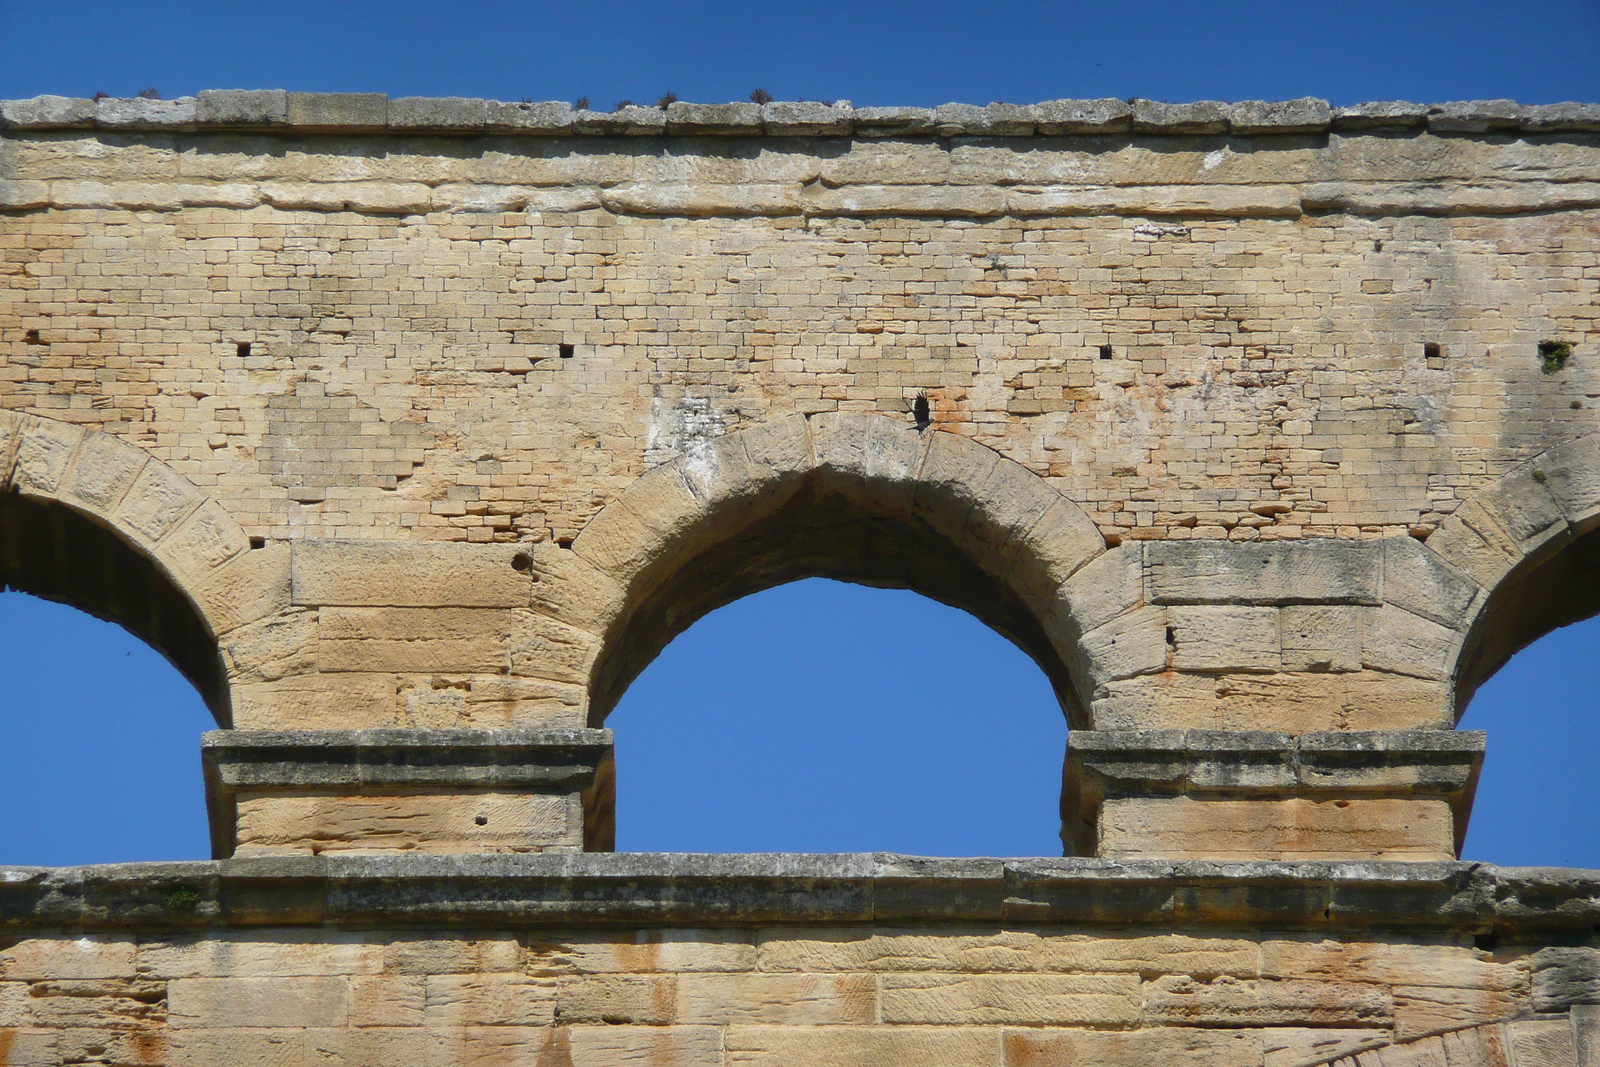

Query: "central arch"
left=570, top=412, right=1109, bottom=728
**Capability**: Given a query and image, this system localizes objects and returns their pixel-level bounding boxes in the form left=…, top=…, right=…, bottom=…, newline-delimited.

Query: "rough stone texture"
left=6, top=95, right=1600, bottom=1058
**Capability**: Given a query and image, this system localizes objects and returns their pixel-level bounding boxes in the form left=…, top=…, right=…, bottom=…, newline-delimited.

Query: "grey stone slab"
left=932, top=102, right=1035, bottom=137
left=1131, top=99, right=1229, bottom=134
left=1522, top=102, right=1600, bottom=133
left=286, top=92, right=387, bottom=131
left=1381, top=534, right=1483, bottom=629
left=850, top=106, right=936, bottom=136
left=94, top=96, right=197, bottom=130
left=1428, top=99, right=1525, bottom=133
left=1145, top=538, right=1382, bottom=605
left=578, top=104, right=666, bottom=136
left=1330, top=100, right=1429, bottom=129
left=1534, top=947, right=1600, bottom=1010
left=388, top=96, right=488, bottom=132
left=195, top=89, right=288, bottom=127
left=1030, top=98, right=1133, bottom=134
left=762, top=100, right=852, bottom=135
left=665, top=101, right=762, bottom=134
left=485, top=100, right=575, bottom=133
left=0, top=95, right=95, bottom=128
left=1227, top=97, right=1331, bottom=135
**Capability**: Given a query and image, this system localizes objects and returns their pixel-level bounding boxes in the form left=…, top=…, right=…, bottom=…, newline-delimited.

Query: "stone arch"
left=1426, top=431, right=1600, bottom=716
left=568, top=411, right=1108, bottom=727
left=0, top=411, right=253, bottom=724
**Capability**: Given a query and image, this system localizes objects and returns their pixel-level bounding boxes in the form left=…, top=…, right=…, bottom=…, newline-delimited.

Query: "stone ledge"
left=0, top=855, right=1595, bottom=931
left=3, top=93, right=1599, bottom=138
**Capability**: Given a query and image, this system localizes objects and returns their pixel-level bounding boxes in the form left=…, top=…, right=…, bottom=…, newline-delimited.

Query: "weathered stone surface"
left=286, top=92, right=387, bottom=130
left=1228, top=98, right=1332, bottom=135
left=881, top=972, right=1140, bottom=1024
left=1099, top=796, right=1457, bottom=860
left=291, top=540, right=531, bottom=608
left=387, top=96, right=487, bottom=131
left=195, top=89, right=288, bottom=127
left=95, top=96, right=196, bottom=129
left=234, top=791, right=576, bottom=854
left=1147, top=540, right=1381, bottom=606
left=1, top=95, right=95, bottom=128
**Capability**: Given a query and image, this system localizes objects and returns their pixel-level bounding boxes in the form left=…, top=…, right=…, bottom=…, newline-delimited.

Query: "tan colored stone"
left=168, top=976, right=347, bottom=1028
left=191, top=544, right=292, bottom=638
left=1169, top=605, right=1281, bottom=671
left=0, top=937, right=136, bottom=980
left=1393, top=984, right=1527, bottom=1042
left=528, top=930, right=755, bottom=974
left=1002, top=1026, right=1265, bottom=1067
left=758, top=928, right=1042, bottom=973
left=1098, top=797, right=1456, bottom=860
left=138, top=932, right=384, bottom=978
left=1261, top=939, right=1524, bottom=991
left=233, top=791, right=577, bottom=854
left=317, top=607, right=511, bottom=673
left=881, top=972, right=1141, bottom=1025
left=349, top=976, right=425, bottom=1027
left=229, top=672, right=395, bottom=728
left=424, top=973, right=556, bottom=1026
left=506, top=610, right=600, bottom=684
left=291, top=540, right=532, bottom=608
left=558, top=972, right=873, bottom=1025
left=1143, top=975, right=1393, bottom=1028
left=1039, top=933, right=1259, bottom=978
left=724, top=1025, right=999, bottom=1066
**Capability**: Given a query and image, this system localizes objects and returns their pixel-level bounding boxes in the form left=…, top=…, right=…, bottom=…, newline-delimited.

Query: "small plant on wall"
left=1541, top=340, right=1574, bottom=374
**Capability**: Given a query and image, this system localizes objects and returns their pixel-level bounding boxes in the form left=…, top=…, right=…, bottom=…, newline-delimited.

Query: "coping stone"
left=1031, top=97, right=1133, bottom=134
left=0, top=95, right=95, bottom=129
left=666, top=101, right=763, bottom=134
left=578, top=104, right=667, bottom=136
left=1331, top=101, right=1430, bottom=129
left=388, top=96, right=488, bottom=132
left=1227, top=97, right=1332, bottom=135
left=762, top=100, right=853, bottom=136
left=485, top=100, right=575, bottom=134
left=850, top=105, right=936, bottom=136
left=195, top=88, right=288, bottom=128
left=94, top=96, right=196, bottom=131
left=1522, top=102, right=1600, bottom=132
left=286, top=92, right=388, bottom=131
left=1131, top=99, right=1229, bottom=134
left=1428, top=99, right=1525, bottom=133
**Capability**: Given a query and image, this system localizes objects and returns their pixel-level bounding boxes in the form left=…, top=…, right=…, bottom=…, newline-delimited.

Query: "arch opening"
left=587, top=471, right=1085, bottom=730
left=0, top=493, right=229, bottom=724
left=607, top=577, right=1067, bottom=855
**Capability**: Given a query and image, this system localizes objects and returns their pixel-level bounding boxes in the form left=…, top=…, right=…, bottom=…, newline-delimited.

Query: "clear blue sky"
left=3, top=0, right=1600, bottom=866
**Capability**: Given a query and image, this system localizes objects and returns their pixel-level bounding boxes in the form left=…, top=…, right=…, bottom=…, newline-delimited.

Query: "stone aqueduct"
left=4, top=90, right=1600, bottom=1064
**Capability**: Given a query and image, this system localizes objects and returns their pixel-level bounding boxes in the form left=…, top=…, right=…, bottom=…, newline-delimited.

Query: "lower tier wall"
left=3, top=856, right=1599, bottom=1066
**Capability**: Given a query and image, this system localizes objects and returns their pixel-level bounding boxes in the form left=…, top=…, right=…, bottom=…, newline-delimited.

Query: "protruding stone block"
left=1, top=95, right=95, bottom=128
left=196, top=89, right=288, bottom=127
left=388, top=96, right=487, bottom=132
left=285, top=92, right=387, bottom=131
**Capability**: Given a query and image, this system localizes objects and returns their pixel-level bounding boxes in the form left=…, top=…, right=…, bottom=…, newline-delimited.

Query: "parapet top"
left=3, top=90, right=1599, bottom=138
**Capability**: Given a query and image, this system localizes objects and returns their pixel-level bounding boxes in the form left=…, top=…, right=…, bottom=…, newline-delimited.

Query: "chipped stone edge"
left=3, top=93, right=1600, bottom=137
left=0, top=854, right=1592, bottom=931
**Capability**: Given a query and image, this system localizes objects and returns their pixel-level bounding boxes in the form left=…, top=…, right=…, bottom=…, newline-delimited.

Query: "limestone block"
left=0, top=981, right=23, bottom=1026
left=229, top=673, right=396, bottom=729
left=1131, top=99, right=1230, bottom=134
left=1394, top=982, right=1528, bottom=1041
left=114, top=456, right=203, bottom=546
left=1059, top=545, right=1144, bottom=636
left=56, top=431, right=145, bottom=517
left=1026, top=497, right=1108, bottom=589
left=1261, top=1030, right=1389, bottom=1067
left=1532, top=947, right=1600, bottom=1011
left=756, top=928, right=1042, bottom=973
left=1147, top=540, right=1380, bottom=606
left=95, top=96, right=196, bottom=129
left=964, top=450, right=1068, bottom=558
left=1538, top=434, right=1600, bottom=530
left=339, top=181, right=432, bottom=214
left=318, top=607, right=510, bottom=673
left=222, top=609, right=318, bottom=684
left=1003, top=1027, right=1265, bottom=1067
left=423, top=973, right=556, bottom=1025
left=561, top=972, right=875, bottom=1025
left=191, top=545, right=292, bottom=638
left=388, top=96, right=486, bottom=132
left=1030, top=97, right=1134, bottom=134
left=763, top=100, right=853, bottom=135
left=507, top=609, right=600, bottom=684
left=1381, top=536, right=1482, bottom=630
left=1092, top=668, right=1450, bottom=733
left=1479, top=467, right=1569, bottom=554
left=195, top=89, right=288, bottom=127
left=528, top=930, right=755, bottom=974
left=524, top=545, right=625, bottom=635
left=810, top=410, right=929, bottom=516
left=1507, top=1018, right=1579, bottom=1067
left=381, top=935, right=522, bottom=975
left=850, top=106, right=936, bottom=136
left=1143, top=974, right=1392, bottom=1027
left=484, top=100, right=574, bottom=133
left=1098, top=796, right=1455, bottom=860
left=1261, top=938, right=1522, bottom=991
left=0, top=179, right=50, bottom=209
left=1, top=95, right=95, bottom=128
left=1228, top=98, right=1332, bottom=135
left=286, top=92, right=387, bottom=130
left=399, top=675, right=585, bottom=728
left=349, top=975, right=425, bottom=1026
left=138, top=932, right=384, bottom=977
left=932, top=102, right=1033, bottom=137
left=0, top=1029, right=58, bottom=1066
left=913, top=428, right=1005, bottom=542
left=430, top=183, right=536, bottom=212
left=1362, top=605, right=1462, bottom=681
left=1077, top=605, right=1169, bottom=687
left=0, top=937, right=136, bottom=980
left=168, top=975, right=347, bottom=1027
left=23, top=978, right=165, bottom=1029
left=291, top=540, right=531, bottom=608
left=1420, top=500, right=1523, bottom=592
left=1006, top=183, right=1304, bottom=219
left=807, top=183, right=1008, bottom=217
left=1038, top=933, right=1259, bottom=978
left=260, top=181, right=349, bottom=210
left=723, top=1026, right=996, bottom=1067
left=665, top=101, right=763, bottom=133
left=156, top=499, right=250, bottom=581
left=819, top=140, right=953, bottom=186
left=1332, top=101, right=1429, bottom=128
left=578, top=105, right=668, bottom=135
left=233, top=791, right=576, bottom=854
left=10, top=419, right=84, bottom=498
left=1428, top=99, right=1523, bottom=133
left=602, top=182, right=803, bottom=216
left=1280, top=605, right=1367, bottom=672
left=880, top=972, right=1140, bottom=1025
left=1168, top=605, right=1281, bottom=672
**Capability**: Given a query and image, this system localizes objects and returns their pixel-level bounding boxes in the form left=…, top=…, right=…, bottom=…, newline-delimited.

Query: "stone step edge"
left=3, top=92, right=1598, bottom=138
left=0, top=855, right=1594, bottom=930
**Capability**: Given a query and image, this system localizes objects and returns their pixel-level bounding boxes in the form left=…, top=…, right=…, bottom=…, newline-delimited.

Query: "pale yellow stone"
left=233, top=791, right=577, bottom=854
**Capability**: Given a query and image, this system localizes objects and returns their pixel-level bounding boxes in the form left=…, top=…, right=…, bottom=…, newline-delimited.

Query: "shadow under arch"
left=1436, top=432, right=1600, bottom=717
left=0, top=413, right=242, bottom=725
left=572, top=412, right=1108, bottom=729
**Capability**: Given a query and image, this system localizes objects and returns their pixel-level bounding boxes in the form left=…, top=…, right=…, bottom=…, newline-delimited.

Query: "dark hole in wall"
left=559, top=344, right=575, bottom=359
left=0, top=495, right=228, bottom=724
left=236, top=342, right=251, bottom=358
left=23, top=330, right=42, bottom=345
left=1098, top=345, right=1113, bottom=360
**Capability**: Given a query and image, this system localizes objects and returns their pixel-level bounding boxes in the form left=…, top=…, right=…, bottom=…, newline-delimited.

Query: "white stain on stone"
left=646, top=394, right=726, bottom=495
